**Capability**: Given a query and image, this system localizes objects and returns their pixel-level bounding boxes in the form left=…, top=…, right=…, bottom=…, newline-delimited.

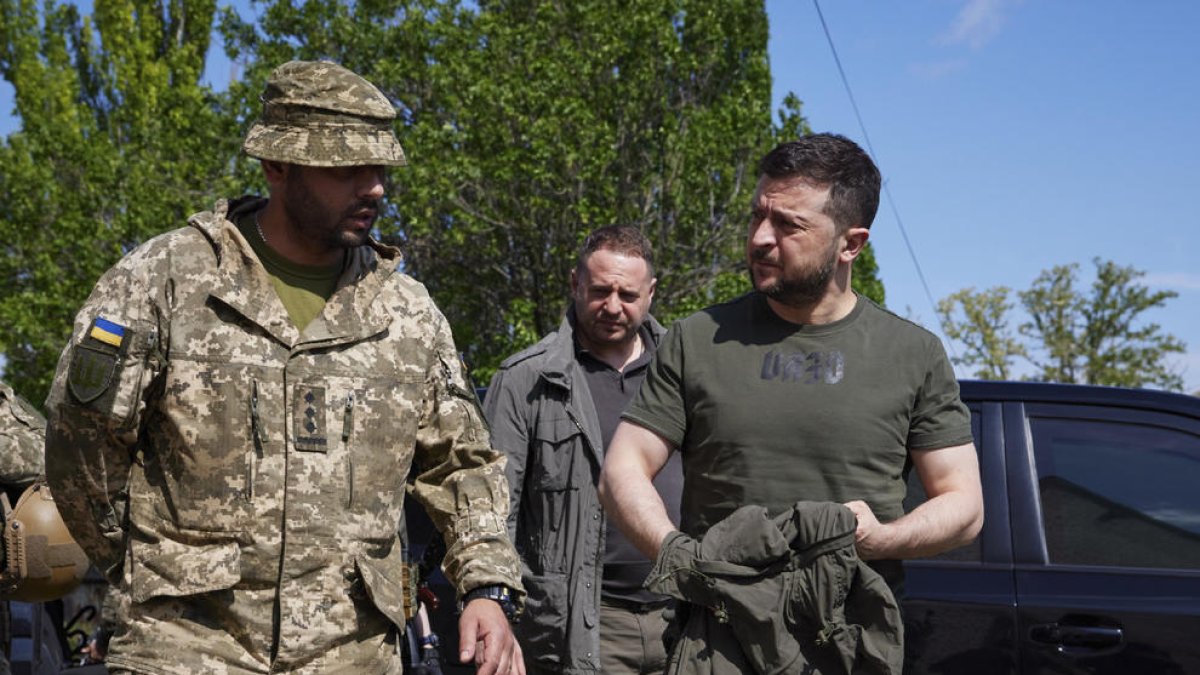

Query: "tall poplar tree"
left=220, top=0, right=885, bottom=380
left=1, top=0, right=889, bottom=396
left=0, top=0, right=238, bottom=403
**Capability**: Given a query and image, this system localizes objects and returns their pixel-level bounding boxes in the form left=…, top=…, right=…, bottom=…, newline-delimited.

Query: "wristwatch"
left=460, top=584, right=521, bottom=622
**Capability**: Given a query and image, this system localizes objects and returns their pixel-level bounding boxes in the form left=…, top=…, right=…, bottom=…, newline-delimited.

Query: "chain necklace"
left=255, top=209, right=268, bottom=245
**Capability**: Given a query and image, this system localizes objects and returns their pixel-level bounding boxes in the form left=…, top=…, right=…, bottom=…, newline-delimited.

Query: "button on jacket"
left=484, top=311, right=665, bottom=673
left=44, top=196, right=522, bottom=674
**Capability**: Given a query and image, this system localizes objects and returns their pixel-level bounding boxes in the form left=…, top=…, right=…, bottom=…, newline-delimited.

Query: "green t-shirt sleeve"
left=622, top=322, right=688, bottom=448
left=907, top=337, right=974, bottom=451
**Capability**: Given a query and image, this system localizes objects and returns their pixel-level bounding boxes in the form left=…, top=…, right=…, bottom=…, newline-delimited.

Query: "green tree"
left=1020, top=258, right=1185, bottom=389
left=0, top=0, right=238, bottom=403
left=220, top=0, right=885, bottom=381
left=1, top=0, right=890, bottom=396
left=937, top=286, right=1025, bottom=380
left=938, top=258, right=1185, bottom=390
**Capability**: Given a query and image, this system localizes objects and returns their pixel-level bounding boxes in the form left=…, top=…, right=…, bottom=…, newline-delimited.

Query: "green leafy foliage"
left=937, top=287, right=1025, bottom=380
left=2, top=0, right=888, bottom=394
left=939, top=258, right=1185, bottom=390
left=220, top=0, right=885, bottom=382
left=0, top=0, right=239, bottom=404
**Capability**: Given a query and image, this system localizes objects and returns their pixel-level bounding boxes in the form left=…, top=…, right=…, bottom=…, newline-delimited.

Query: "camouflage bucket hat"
left=242, top=60, right=407, bottom=167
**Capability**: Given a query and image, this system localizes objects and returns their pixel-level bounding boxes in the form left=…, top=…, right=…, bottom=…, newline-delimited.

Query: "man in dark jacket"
left=485, top=226, right=683, bottom=674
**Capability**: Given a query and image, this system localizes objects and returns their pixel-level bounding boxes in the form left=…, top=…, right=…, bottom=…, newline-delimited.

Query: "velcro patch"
left=88, top=316, right=126, bottom=349
left=67, top=342, right=119, bottom=404
left=293, top=384, right=328, bottom=453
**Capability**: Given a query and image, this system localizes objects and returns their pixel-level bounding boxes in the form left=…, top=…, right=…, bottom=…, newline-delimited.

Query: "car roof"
left=958, top=380, right=1200, bottom=420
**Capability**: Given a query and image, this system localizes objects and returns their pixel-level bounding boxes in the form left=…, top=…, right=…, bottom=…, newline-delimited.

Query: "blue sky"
left=3, top=0, right=1198, bottom=391
left=767, top=0, right=1200, bottom=392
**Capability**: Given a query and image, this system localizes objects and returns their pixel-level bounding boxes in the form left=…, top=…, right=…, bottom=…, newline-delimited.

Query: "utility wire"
left=811, top=0, right=957, bottom=359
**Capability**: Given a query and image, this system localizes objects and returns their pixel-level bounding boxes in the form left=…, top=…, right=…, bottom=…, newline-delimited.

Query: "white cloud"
left=1143, top=272, right=1200, bottom=292
left=938, top=0, right=1012, bottom=49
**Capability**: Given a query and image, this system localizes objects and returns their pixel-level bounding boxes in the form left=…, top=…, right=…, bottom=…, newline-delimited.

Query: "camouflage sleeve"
left=44, top=248, right=166, bottom=584
left=409, top=306, right=524, bottom=603
left=0, top=383, right=46, bottom=488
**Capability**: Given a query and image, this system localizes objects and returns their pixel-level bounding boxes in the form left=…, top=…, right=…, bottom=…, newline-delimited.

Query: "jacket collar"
left=189, top=196, right=403, bottom=349
left=537, top=306, right=666, bottom=390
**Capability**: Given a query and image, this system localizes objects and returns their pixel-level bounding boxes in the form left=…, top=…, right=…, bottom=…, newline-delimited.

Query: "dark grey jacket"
left=484, top=310, right=665, bottom=674
left=647, top=502, right=904, bottom=675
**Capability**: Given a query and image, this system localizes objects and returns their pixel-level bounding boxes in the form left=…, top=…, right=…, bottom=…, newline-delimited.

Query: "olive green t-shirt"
left=234, top=209, right=345, bottom=331
left=623, top=292, right=972, bottom=541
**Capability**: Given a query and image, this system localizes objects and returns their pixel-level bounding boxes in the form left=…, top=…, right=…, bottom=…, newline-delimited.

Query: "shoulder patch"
left=67, top=317, right=132, bottom=404
left=89, top=317, right=126, bottom=349
left=67, top=343, right=119, bottom=404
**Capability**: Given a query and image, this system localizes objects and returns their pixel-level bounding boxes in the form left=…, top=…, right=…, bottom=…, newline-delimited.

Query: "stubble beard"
left=283, top=176, right=377, bottom=251
left=751, top=243, right=838, bottom=309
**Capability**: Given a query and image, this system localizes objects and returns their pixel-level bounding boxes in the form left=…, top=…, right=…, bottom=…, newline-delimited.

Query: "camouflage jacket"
left=44, top=197, right=522, bottom=675
left=0, top=382, right=45, bottom=488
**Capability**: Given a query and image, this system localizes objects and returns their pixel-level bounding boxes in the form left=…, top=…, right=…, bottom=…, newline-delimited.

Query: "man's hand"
left=844, top=499, right=890, bottom=560
left=458, top=599, right=524, bottom=675
left=845, top=442, right=984, bottom=561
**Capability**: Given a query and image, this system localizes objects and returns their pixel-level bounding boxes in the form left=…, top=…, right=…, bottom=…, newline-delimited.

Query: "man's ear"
left=840, top=227, right=870, bottom=262
left=569, top=268, right=580, bottom=297
left=261, top=160, right=289, bottom=189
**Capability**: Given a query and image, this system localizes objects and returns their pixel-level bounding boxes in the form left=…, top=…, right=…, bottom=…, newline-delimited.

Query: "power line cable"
left=810, top=0, right=957, bottom=359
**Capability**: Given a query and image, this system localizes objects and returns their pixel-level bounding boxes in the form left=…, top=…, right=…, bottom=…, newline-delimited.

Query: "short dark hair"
left=576, top=225, right=655, bottom=277
left=758, top=133, right=881, bottom=230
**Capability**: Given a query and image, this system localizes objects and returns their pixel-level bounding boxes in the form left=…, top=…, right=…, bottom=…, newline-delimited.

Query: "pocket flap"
left=356, top=548, right=413, bottom=630
left=130, top=536, right=241, bottom=603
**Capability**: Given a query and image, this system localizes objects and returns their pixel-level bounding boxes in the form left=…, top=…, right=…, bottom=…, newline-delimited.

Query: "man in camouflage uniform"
left=44, top=60, right=525, bottom=675
left=0, top=380, right=46, bottom=675
left=0, top=382, right=44, bottom=490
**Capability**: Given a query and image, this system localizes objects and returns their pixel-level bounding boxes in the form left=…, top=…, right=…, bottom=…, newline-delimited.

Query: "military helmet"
left=242, top=60, right=407, bottom=168
left=1, top=482, right=89, bottom=602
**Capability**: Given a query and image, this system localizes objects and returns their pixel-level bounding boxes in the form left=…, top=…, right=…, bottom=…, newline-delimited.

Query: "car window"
left=1028, top=415, right=1200, bottom=570
left=904, top=410, right=983, bottom=563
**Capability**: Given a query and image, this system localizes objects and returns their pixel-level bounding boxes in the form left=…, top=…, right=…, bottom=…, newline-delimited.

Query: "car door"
left=1006, top=400, right=1200, bottom=674
left=903, top=401, right=1020, bottom=675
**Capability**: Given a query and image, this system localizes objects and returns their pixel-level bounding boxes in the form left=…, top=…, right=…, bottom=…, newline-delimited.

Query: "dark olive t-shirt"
left=623, top=292, right=972, bottom=550
left=234, top=207, right=345, bottom=331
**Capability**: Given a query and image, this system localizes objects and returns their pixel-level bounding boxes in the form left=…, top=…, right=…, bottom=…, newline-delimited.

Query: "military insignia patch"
left=293, top=384, right=328, bottom=452
left=88, top=316, right=126, bottom=349
left=67, top=342, right=118, bottom=404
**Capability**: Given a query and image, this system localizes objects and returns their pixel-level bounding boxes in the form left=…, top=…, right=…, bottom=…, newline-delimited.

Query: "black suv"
left=903, top=380, right=1200, bottom=674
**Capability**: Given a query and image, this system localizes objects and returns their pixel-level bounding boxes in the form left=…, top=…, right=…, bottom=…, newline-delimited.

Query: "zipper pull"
left=342, top=392, right=355, bottom=443
left=247, top=378, right=263, bottom=500
left=343, top=392, right=355, bottom=508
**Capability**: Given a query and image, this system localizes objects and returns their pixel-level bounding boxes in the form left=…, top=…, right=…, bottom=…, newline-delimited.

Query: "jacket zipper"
left=343, top=392, right=355, bottom=508
left=248, top=377, right=263, bottom=501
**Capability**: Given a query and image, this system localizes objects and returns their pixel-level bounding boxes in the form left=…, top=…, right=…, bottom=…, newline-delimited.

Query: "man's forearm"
left=598, top=462, right=676, bottom=561
left=850, top=489, right=983, bottom=561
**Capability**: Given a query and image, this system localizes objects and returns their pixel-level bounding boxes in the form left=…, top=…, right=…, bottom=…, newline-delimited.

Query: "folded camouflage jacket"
left=646, top=501, right=904, bottom=675
left=44, top=196, right=522, bottom=674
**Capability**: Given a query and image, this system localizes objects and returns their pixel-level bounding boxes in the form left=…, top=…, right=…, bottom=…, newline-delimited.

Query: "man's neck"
left=257, top=202, right=344, bottom=267
left=766, top=287, right=858, bottom=326
left=579, top=331, right=645, bottom=373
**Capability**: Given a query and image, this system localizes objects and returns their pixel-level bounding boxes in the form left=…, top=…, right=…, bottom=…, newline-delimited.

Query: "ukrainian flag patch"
left=89, top=317, right=126, bottom=348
